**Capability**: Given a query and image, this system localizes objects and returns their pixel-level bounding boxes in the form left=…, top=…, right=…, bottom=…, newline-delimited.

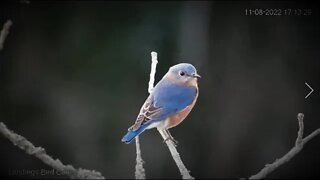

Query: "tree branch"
left=249, top=113, right=320, bottom=179
left=0, top=122, right=104, bottom=179
left=0, top=19, right=13, bottom=51
left=146, top=51, right=194, bottom=179
left=135, top=137, right=145, bottom=179
left=157, top=129, right=194, bottom=179
left=148, top=51, right=158, bottom=94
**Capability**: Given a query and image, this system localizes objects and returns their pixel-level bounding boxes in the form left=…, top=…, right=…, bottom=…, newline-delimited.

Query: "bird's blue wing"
left=153, top=82, right=197, bottom=115
left=127, top=82, right=197, bottom=132
left=122, top=81, right=197, bottom=144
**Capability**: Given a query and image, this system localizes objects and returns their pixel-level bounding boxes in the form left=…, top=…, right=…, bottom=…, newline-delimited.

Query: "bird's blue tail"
left=121, top=126, right=147, bottom=144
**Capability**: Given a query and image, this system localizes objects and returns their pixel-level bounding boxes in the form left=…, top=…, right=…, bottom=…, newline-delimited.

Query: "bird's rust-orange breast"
left=166, top=93, right=198, bottom=129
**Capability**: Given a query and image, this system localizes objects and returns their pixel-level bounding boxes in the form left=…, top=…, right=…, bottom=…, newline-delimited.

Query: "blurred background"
left=0, top=1, right=319, bottom=179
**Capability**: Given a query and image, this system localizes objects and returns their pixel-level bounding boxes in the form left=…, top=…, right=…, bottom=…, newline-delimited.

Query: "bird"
left=121, top=63, right=200, bottom=144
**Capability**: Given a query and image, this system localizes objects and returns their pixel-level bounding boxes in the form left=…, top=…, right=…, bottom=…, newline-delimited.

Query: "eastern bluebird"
left=121, top=63, right=200, bottom=144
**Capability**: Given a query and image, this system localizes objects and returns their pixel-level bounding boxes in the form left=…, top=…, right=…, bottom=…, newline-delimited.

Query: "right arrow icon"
left=305, top=82, right=314, bottom=99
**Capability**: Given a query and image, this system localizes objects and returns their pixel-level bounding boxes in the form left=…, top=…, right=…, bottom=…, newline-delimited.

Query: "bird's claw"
left=163, top=137, right=178, bottom=147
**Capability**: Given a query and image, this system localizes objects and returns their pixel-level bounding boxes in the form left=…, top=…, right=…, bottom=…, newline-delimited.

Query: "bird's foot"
left=163, top=136, right=178, bottom=147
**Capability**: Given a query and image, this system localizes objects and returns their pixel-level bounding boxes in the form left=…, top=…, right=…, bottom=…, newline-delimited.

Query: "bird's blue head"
left=166, top=63, right=201, bottom=85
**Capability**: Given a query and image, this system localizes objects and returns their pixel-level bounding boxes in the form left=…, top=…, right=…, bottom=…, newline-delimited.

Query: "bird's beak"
left=192, top=73, right=201, bottom=78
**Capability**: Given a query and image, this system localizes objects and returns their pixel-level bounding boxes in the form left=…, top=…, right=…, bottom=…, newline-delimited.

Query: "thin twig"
left=249, top=113, right=320, bottom=179
left=302, top=128, right=320, bottom=145
left=295, top=113, right=304, bottom=146
left=133, top=51, right=160, bottom=179
left=148, top=52, right=158, bottom=93
left=149, top=51, right=194, bottom=179
left=133, top=52, right=159, bottom=179
left=158, top=129, right=194, bottom=179
left=133, top=52, right=162, bottom=179
left=0, top=20, right=13, bottom=50
left=0, top=122, right=104, bottom=179
left=135, top=137, right=145, bottom=179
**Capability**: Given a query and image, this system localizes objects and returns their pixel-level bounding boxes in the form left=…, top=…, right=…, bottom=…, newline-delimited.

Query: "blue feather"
left=153, top=81, right=196, bottom=114
left=121, top=125, right=147, bottom=144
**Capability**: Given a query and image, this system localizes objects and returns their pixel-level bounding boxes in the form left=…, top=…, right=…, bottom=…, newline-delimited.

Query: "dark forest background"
left=0, top=1, right=319, bottom=179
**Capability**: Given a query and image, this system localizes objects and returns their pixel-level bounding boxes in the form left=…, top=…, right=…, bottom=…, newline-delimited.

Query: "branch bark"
left=249, top=113, right=320, bottom=179
left=157, top=128, right=194, bottom=179
left=149, top=51, right=194, bottom=179
left=0, top=19, right=13, bottom=50
left=135, top=137, right=145, bottom=179
left=0, top=122, right=104, bottom=179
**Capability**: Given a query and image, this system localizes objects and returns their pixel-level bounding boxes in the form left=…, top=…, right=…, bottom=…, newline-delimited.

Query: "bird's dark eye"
left=179, top=71, right=185, bottom=76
